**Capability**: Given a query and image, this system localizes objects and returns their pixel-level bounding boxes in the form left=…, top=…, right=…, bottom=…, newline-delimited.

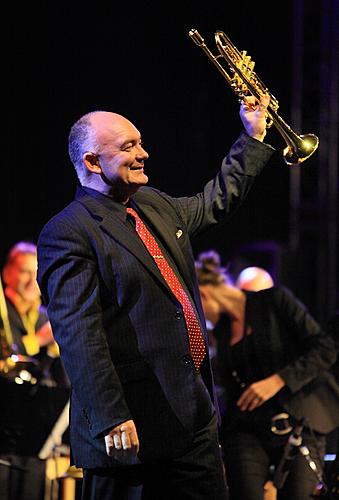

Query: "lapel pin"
left=176, top=229, right=183, bottom=239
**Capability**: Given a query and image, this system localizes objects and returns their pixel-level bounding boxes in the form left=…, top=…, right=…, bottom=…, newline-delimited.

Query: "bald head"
left=88, top=112, right=141, bottom=156
left=236, top=266, right=274, bottom=291
left=89, top=111, right=137, bottom=139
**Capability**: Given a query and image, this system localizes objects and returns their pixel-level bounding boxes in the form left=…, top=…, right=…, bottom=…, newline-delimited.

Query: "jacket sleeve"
left=37, top=215, right=132, bottom=439
left=275, top=286, right=337, bottom=393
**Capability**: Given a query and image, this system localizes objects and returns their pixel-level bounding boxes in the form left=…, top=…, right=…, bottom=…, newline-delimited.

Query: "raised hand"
left=240, top=94, right=270, bottom=141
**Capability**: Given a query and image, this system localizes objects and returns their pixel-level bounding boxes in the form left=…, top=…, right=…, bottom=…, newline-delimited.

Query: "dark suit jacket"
left=37, top=132, right=274, bottom=468
left=215, top=286, right=339, bottom=435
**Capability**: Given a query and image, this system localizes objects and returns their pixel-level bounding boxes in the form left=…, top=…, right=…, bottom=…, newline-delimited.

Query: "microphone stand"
left=298, top=445, right=328, bottom=497
left=273, top=418, right=328, bottom=494
left=273, top=418, right=305, bottom=489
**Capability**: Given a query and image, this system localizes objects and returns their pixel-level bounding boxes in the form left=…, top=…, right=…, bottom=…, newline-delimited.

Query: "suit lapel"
left=76, top=188, right=182, bottom=296
left=76, top=186, right=207, bottom=332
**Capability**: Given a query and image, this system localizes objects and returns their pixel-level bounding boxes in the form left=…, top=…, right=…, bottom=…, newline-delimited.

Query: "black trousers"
left=82, top=413, right=228, bottom=500
left=222, top=426, right=326, bottom=500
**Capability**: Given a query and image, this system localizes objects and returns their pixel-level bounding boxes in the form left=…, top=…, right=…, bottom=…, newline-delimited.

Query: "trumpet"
left=189, top=29, right=319, bottom=166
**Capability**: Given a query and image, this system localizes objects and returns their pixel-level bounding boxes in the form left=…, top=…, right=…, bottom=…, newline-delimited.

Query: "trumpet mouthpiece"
left=189, top=29, right=205, bottom=46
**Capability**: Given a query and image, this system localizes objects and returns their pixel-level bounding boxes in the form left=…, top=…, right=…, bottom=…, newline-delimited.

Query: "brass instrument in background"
left=0, top=277, right=39, bottom=383
left=189, top=29, right=319, bottom=165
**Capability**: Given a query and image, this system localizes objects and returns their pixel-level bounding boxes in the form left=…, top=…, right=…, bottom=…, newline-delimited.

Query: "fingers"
left=247, top=396, right=263, bottom=412
left=104, top=420, right=139, bottom=458
left=260, top=94, right=270, bottom=109
left=237, top=388, right=264, bottom=412
left=121, top=428, right=130, bottom=450
left=239, top=395, right=263, bottom=411
left=105, top=434, right=115, bottom=456
left=242, top=96, right=258, bottom=111
left=120, top=423, right=139, bottom=453
left=242, top=94, right=270, bottom=112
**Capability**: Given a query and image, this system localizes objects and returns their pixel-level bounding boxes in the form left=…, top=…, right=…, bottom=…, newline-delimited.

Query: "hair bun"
left=196, top=250, right=230, bottom=285
left=198, top=250, right=221, bottom=273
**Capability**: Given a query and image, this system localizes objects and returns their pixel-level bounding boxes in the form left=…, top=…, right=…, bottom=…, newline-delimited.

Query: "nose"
left=136, top=144, right=149, bottom=161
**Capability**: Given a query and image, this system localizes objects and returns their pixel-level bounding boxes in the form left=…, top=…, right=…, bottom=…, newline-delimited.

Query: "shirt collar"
left=81, top=186, right=128, bottom=220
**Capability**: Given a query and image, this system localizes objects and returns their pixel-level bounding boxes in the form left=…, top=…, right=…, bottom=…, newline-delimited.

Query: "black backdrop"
left=4, top=1, right=321, bottom=300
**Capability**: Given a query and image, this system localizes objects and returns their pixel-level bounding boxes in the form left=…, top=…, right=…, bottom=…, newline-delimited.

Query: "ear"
left=83, top=152, right=102, bottom=174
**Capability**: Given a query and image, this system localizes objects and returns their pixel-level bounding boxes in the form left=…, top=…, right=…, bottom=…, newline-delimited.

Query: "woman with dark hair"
left=196, top=250, right=339, bottom=500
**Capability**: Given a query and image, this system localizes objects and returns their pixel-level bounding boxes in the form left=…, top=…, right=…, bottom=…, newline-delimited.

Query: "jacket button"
left=174, top=311, right=183, bottom=320
left=182, top=355, right=192, bottom=365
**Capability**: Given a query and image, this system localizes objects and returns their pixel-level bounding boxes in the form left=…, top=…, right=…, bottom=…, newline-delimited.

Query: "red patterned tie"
left=127, top=207, right=206, bottom=370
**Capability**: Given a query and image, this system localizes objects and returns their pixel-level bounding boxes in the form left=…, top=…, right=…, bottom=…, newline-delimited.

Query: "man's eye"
left=121, top=141, right=143, bottom=152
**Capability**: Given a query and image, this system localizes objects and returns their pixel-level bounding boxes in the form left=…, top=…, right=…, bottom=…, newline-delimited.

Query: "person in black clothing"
left=196, top=250, right=339, bottom=500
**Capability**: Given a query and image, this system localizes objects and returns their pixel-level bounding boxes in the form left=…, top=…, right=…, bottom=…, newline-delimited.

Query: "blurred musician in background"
left=0, top=241, right=69, bottom=386
left=0, top=241, right=70, bottom=500
left=196, top=249, right=339, bottom=500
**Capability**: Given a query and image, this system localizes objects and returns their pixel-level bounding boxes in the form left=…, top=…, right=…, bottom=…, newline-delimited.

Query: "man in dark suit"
left=37, top=96, right=274, bottom=499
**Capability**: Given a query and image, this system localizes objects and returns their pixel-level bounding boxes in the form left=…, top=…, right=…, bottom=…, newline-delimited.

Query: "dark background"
left=3, top=1, right=338, bottom=324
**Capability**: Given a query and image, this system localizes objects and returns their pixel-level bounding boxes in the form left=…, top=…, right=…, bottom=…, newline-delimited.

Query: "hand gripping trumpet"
left=189, top=29, right=319, bottom=165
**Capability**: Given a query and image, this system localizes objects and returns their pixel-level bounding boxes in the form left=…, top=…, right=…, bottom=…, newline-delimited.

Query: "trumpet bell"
left=283, top=133, right=319, bottom=165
